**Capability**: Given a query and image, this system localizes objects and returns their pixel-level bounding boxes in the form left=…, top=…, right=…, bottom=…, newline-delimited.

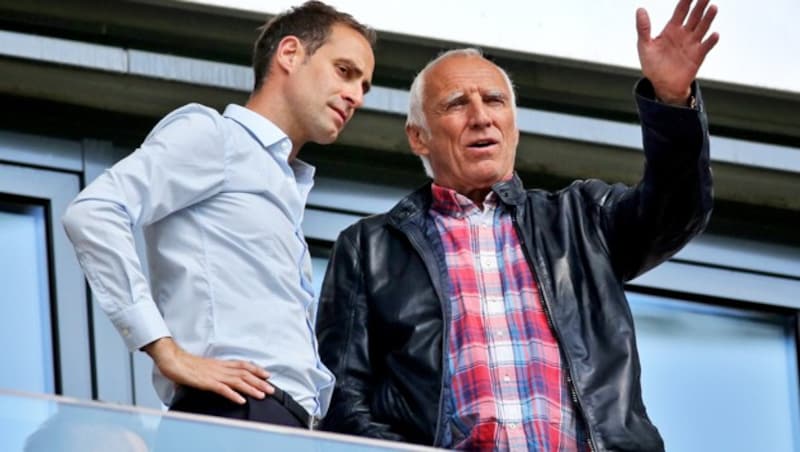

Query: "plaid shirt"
left=429, top=184, right=588, bottom=451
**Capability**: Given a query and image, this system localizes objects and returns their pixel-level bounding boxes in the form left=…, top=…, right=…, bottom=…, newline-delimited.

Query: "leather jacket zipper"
left=512, top=211, right=598, bottom=452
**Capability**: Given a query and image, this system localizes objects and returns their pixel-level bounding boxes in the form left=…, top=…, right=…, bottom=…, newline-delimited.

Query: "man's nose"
left=342, top=82, right=365, bottom=109
left=468, top=101, right=492, bottom=128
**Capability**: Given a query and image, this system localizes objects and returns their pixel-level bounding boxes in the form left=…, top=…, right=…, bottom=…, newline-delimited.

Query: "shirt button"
left=496, top=331, right=504, bottom=337
left=503, top=375, right=511, bottom=382
left=122, top=328, right=130, bottom=337
left=509, top=423, right=519, bottom=429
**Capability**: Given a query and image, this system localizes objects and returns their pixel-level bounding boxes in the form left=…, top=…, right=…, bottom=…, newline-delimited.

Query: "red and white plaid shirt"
left=429, top=184, right=588, bottom=451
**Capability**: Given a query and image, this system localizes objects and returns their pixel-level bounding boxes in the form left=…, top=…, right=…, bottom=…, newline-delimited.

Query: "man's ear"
left=406, top=124, right=429, bottom=157
left=273, top=35, right=305, bottom=74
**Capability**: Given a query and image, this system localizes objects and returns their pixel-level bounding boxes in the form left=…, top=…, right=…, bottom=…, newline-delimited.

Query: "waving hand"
left=636, top=0, right=720, bottom=105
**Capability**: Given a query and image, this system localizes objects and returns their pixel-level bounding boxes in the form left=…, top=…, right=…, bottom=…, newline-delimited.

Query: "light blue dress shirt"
left=62, top=103, right=334, bottom=416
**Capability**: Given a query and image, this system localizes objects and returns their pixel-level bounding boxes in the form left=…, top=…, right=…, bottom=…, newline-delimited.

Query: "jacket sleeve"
left=598, top=78, right=713, bottom=281
left=316, top=228, right=407, bottom=441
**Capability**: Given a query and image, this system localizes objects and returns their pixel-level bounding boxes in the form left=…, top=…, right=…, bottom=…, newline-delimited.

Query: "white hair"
left=405, top=48, right=517, bottom=178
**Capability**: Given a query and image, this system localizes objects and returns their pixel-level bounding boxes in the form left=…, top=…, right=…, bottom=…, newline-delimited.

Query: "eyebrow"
left=484, top=89, right=507, bottom=100
left=441, top=91, right=466, bottom=107
left=440, top=89, right=507, bottom=108
left=336, top=58, right=372, bottom=95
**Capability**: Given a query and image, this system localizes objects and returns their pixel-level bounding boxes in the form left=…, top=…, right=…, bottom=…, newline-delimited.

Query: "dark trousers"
left=169, top=386, right=304, bottom=428
left=154, top=386, right=307, bottom=451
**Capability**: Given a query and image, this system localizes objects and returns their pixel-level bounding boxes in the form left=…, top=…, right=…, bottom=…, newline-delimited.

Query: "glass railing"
left=0, top=389, right=438, bottom=452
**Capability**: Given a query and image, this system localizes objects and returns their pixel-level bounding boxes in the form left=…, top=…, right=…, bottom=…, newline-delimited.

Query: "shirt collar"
left=291, top=159, right=316, bottom=198
left=430, top=183, right=497, bottom=218
left=223, top=104, right=289, bottom=150
left=223, top=104, right=315, bottom=186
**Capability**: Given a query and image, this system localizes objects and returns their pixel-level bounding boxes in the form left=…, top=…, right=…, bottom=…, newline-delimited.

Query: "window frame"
left=0, top=162, right=90, bottom=399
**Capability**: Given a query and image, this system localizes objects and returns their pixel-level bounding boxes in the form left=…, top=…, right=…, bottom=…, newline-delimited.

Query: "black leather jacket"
left=317, top=81, right=712, bottom=451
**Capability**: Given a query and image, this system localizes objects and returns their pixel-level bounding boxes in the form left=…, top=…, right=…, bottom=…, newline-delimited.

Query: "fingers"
left=693, top=4, right=718, bottom=39
left=212, top=381, right=247, bottom=405
left=217, top=360, right=273, bottom=398
left=699, top=32, right=720, bottom=58
left=239, top=369, right=273, bottom=395
left=163, top=353, right=275, bottom=405
left=231, top=360, right=270, bottom=380
left=226, top=373, right=267, bottom=400
left=684, top=0, right=709, bottom=30
left=204, top=362, right=273, bottom=404
left=669, top=0, right=692, bottom=26
left=636, top=8, right=652, bottom=43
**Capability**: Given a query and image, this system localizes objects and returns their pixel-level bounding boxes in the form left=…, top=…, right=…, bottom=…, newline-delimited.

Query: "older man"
left=317, top=0, right=717, bottom=450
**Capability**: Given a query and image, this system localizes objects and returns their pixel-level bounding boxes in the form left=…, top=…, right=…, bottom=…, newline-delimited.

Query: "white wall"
left=178, top=0, right=799, bottom=95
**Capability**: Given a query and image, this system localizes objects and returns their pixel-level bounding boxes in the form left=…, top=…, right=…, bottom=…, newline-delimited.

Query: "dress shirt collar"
left=290, top=158, right=316, bottom=201
left=223, top=104, right=316, bottom=188
left=430, top=183, right=497, bottom=218
left=224, top=104, right=288, bottom=151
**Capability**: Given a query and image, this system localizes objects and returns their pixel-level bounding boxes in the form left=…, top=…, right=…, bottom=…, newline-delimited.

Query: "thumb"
left=636, top=8, right=651, bottom=43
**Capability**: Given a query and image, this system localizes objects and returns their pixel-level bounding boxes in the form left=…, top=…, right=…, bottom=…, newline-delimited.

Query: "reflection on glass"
left=630, top=292, right=799, bottom=452
left=22, top=405, right=149, bottom=452
left=0, top=390, right=428, bottom=452
left=0, top=202, right=54, bottom=395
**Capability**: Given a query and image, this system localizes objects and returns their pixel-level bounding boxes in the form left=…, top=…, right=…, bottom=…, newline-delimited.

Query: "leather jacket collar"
left=388, top=173, right=527, bottom=226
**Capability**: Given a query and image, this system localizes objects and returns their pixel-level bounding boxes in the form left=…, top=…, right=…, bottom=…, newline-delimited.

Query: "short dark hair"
left=252, top=1, right=376, bottom=91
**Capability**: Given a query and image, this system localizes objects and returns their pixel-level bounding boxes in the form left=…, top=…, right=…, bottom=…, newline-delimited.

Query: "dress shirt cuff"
left=108, top=298, right=171, bottom=352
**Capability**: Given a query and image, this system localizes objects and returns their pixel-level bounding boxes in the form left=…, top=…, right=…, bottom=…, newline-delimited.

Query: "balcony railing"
left=0, top=389, right=438, bottom=452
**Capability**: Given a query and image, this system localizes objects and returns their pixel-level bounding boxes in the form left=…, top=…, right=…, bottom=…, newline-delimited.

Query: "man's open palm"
left=637, top=0, right=720, bottom=105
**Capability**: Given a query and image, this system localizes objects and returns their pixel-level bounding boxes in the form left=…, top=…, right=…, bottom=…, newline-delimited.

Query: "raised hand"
left=636, top=0, right=720, bottom=105
left=144, top=337, right=274, bottom=404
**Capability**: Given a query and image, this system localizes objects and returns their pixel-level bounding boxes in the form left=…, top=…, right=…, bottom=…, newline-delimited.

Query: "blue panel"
left=630, top=292, right=799, bottom=452
left=0, top=203, right=55, bottom=394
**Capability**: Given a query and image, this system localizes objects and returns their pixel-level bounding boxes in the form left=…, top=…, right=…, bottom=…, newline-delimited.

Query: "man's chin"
left=312, top=130, right=340, bottom=145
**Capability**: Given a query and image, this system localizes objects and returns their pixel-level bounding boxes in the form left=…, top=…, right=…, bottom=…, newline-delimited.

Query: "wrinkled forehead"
left=424, top=55, right=510, bottom=102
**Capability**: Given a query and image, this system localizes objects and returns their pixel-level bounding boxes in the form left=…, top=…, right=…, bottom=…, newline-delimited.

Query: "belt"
left=271, top=385, right=319, bottom=430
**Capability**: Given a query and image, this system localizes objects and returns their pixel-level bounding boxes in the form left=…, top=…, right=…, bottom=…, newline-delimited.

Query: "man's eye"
left=446, top=100, right=466, bottom=110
